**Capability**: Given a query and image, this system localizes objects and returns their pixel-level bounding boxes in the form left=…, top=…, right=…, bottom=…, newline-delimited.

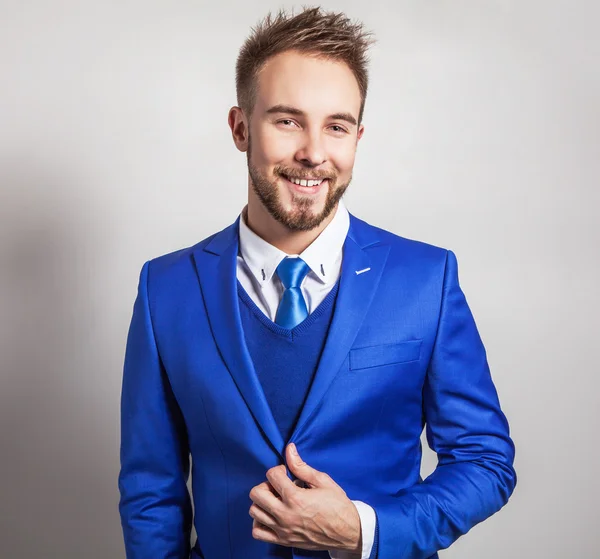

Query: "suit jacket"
left=118, top=211, right=517, bottom=559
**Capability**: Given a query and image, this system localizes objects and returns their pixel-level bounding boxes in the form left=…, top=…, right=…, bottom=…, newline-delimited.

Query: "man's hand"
left=249, top=443, right=362, bottom=554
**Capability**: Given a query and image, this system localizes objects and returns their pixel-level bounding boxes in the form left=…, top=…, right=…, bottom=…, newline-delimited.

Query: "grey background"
left=1, top=1, right=598, bottom=557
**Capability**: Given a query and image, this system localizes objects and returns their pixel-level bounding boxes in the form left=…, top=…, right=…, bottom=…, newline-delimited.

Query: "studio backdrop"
left=0, top=1, right=597, bottom=558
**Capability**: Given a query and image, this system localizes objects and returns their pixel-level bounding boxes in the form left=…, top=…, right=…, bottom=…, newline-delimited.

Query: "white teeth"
left=287, top=176, right=324, bottom=187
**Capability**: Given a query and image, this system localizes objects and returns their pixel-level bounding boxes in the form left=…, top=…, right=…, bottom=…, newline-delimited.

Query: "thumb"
left=286, top=443, right=325, bottom=487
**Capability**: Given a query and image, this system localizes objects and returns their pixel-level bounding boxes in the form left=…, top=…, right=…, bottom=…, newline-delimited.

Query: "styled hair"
left=235, top=6, right=376, bottom=126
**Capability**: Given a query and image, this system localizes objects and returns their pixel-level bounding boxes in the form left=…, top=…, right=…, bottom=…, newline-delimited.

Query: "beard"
left=246, top=135, right=352, bottom=232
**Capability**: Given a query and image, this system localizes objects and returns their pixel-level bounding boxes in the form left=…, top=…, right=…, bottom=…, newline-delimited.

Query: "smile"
left=282, top=174, right=325, bottom=187
left=281, top=174, right=328, bottom=195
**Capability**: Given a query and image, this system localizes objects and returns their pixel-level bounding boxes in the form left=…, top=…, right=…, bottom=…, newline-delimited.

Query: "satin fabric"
left=274, top=256, right=311, bottom=328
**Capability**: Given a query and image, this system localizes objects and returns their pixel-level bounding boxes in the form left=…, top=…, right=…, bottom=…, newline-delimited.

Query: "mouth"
left=280, top=173, right=329, bottom=195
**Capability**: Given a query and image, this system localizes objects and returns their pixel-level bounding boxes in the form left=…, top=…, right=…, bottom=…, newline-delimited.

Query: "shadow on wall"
left=0, top=163, right=125, bottom=558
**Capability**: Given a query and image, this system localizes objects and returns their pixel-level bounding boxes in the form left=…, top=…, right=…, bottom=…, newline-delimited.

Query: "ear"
left=357, top=124, right=365, bottom=142
left=228, top=106, right=249, bottom=152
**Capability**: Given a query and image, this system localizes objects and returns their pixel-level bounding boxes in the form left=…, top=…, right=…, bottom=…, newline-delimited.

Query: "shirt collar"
left=238, top=198, right=350, bottom=287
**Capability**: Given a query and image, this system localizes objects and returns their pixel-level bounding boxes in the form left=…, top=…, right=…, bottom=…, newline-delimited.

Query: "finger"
left=266, top=465, right=296, bottom=502
left=249, top=481, right=271, bottom=503
left=250, top=479, right=286, bottom=518
left=267, top=480, right=282, bottom=499
left=252, top=519, right=279, bottom=544
left=249, top=502, right=278, bottom=528
left=285, top=444, right=324, bottom=488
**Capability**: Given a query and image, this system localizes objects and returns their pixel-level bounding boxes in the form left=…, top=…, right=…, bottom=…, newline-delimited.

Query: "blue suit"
left=118, top=211, right=516, bottom=559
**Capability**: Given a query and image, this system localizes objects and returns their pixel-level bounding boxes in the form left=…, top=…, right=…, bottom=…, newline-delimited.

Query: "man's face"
left=246, top=50, right=364, bottom=231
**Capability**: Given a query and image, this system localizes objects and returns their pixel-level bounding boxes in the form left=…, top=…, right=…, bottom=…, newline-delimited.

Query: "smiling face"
left=244, top=50, right=364, bottom=231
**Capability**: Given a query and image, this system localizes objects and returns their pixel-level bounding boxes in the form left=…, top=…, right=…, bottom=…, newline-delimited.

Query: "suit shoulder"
left=142, top=229, right=220, bottom=284
left=353, top=215, right=450, bottom=266
left=385, top=228, right=447, bottom=256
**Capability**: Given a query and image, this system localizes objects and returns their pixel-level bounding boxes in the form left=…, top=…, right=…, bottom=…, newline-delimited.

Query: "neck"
left=244, top=197, right=338, bottom=255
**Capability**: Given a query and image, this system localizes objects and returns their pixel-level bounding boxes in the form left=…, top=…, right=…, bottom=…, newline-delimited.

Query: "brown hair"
left=235, top=6, right=376, bottom=126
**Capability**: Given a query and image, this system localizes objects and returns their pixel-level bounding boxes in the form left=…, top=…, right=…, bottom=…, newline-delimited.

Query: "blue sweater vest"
left=237, top=278, right=340, bottom=443
left=236, top=278, right=379, bottom=559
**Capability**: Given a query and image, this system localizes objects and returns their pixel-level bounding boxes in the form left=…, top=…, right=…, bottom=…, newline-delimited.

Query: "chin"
left=284, top=194, right=326, bottom=214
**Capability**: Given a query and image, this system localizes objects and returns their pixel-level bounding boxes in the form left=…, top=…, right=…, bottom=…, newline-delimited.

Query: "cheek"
left=330, top=144, right=357, bottom=174
left=255, top=127, right=294, bottom=164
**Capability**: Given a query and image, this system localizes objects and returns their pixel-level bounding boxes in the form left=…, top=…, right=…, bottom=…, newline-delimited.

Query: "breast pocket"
left=349, top=339, right=422, bottom=370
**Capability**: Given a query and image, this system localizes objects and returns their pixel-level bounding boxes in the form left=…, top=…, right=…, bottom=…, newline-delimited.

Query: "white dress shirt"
left=236, top=198, right=376, bottom=559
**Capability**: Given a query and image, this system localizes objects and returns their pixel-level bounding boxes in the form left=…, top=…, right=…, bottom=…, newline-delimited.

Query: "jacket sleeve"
left=370, top=249, right=517, bottom=558
left=118, top=260, right=193, bottom=558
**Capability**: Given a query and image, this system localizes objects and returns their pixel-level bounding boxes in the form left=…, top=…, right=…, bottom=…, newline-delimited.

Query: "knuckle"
left=287, top=492, right=302, bottom=508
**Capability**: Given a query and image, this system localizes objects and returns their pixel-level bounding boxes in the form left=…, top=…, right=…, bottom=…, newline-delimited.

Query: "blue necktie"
left=275, top=257, right=310, bottom=329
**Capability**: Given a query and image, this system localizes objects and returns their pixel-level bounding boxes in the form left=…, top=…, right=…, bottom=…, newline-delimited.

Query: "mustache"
left=276, top=168, right=335, bottom=181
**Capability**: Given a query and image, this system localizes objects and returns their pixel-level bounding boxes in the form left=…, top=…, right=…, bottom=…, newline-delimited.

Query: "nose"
left=295, top=130, right=327, bottom=167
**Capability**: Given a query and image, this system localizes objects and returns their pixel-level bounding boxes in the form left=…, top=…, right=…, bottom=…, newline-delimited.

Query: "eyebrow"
left=265, top=104, right=357, bottom=127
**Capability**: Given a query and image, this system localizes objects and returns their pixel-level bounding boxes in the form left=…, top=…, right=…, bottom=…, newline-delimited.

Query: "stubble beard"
left=246, top=135, right=351, bottom=232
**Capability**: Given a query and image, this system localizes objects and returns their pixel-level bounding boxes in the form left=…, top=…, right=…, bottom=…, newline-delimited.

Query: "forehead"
left=255, top=50, right=361, bottom=118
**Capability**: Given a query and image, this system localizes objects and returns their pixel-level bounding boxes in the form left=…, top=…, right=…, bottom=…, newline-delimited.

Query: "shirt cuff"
left=328, top=500, right=376, bottom=559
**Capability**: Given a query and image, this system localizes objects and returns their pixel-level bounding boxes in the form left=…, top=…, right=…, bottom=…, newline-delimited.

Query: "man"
left=118, top=7, right=516, bottom=559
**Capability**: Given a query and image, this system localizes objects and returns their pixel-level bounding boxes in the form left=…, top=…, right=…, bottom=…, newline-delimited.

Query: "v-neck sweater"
left=237, top=277, right=340, bottom=443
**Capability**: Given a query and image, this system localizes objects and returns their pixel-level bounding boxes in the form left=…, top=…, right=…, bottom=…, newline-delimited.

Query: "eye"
left=277, top=119, right=298, bottom=127
left=329, top=125, right=348, bottom=134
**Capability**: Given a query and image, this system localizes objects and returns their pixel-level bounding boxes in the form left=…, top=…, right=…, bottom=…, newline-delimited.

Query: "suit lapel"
left=192, top=212, right=390, bottom=458
left=192, top=217, right=285, bottom=456
left=289, top=215, right=390, bottom=441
